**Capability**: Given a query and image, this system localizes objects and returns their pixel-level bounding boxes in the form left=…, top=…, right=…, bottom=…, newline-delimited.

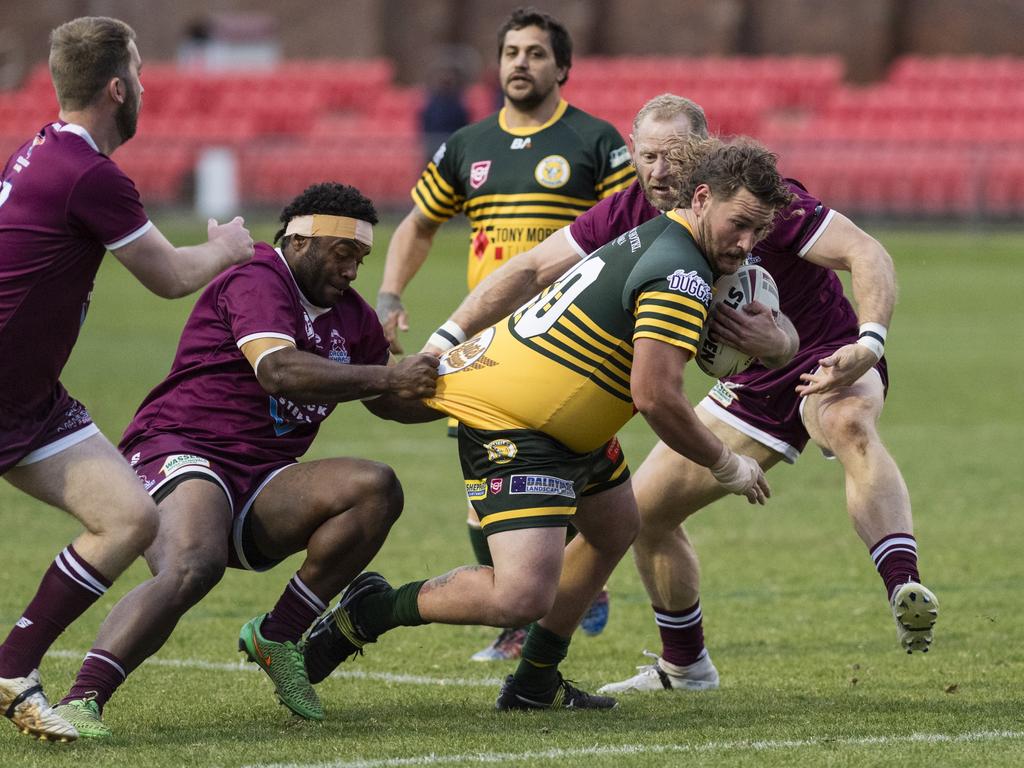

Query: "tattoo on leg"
left=421, top=565, right=492, bottom=594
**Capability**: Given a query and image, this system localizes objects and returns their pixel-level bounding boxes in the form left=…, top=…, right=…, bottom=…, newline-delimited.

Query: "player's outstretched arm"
left=421, top=229, right=579, bottom=356
left=797, top=212, right=895, bottom=395
left=112, top=217, right=254, bottom=298
left=251, top=345, right=439, bottom=405
left=707, top=302, right=798, bottom=369
left=632, top=338, right=770, bottom=505
left=377, top=207, right=442, bottom=353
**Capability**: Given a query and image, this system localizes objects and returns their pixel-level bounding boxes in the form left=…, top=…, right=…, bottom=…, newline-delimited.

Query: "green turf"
left=1, top=218, right=1022, bottom=766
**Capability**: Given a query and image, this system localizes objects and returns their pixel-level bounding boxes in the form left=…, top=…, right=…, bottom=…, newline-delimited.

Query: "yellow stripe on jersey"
left=413, top=166, right=461, bottom=221
left=532, top=335, right=632, bottom=400
left=596, top=165, right=637, bottom=195
left=639, top=292, right=709, bottom=318
left=423, top=162, right=456, bottom=197
left=566, top=305, right=631, bottom=350
left=634, top=330, right=700, bottom=354
left=469, top=204, right=591, bottom=220
left=635, top=316, right=702, bottom=343
left=559, top=314, right=633, bottom=373
left=480, top=506, right=576, bottom=528
left=467, top=191, right=599, bottom=208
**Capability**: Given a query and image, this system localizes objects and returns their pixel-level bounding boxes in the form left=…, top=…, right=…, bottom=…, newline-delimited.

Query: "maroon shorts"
left=698, top=342, right=889, bottom=463
left=121, top=432, right=296, bottom=571
left=0, top=385, right=98, bottom=474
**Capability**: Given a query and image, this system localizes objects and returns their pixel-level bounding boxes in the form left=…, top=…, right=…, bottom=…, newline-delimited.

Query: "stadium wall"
left=3, top=0, right=1024, bottom=89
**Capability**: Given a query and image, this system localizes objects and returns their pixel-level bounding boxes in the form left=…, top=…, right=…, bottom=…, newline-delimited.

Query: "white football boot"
left=0, top=669, right=78, bottom=742
left=597, top=650, right=719, bottom=694
left=891, top=581, right=939, bottom=653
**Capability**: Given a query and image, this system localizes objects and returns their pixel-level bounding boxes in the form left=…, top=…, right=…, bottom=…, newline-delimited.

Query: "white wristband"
left=857, top=322, right=887, bottom=360
left=427, top=320, right=467, bottom=352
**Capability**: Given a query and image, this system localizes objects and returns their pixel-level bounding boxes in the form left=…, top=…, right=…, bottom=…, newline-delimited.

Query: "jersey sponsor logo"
left=432, top=142, right=447, bottom=166
left=438, top=327, right=496, bottom=375
left=484, top=438, right=518, bottom=465
left=489, top=477, right=504, bottom=494
left=329, top=329, right=350, bottom=364
left=745, top=253, right=761, bottom=264
left=709, top=380, right=739, bottom=407
left=509, top=474, right=576, bottom=499
left=269, top=396, right=330, bottom=436
left=470, top=160, right=492, bottom=189
left=465, top=479, right=488, bottom=500
left=609, top=145, right=630, bottom=168
left=667, top=269, right=713, bottom=304
left=535, top=155, right=570, bottom=188
left=129, top=451, right=141, bottom=466
left=627, top=228, right=642, bottom=253
left=302, top=312, right=316, bottom=344
left=510, top=137, right=532, bottom=150
left=605, top=437, right=622, bottom=462
left=160, top=454, right=211, bottom=476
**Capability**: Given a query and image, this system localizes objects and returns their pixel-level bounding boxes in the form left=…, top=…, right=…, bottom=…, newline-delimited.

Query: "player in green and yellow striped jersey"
left=376, top=7, right=633, bottom=660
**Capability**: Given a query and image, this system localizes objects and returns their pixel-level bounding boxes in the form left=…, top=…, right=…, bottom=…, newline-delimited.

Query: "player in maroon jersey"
left=424, top=93, right=938, bottom=694
left=0, top=17, right=252, bottom=742
left=51, top=182, right=438, bottom=738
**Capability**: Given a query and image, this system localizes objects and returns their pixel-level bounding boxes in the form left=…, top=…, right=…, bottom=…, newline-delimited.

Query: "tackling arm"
left=631, top=338, right=769, bottom=504
left=423, top=228, right=581, bottom=354
left=113, top=217, right=254, bottom=298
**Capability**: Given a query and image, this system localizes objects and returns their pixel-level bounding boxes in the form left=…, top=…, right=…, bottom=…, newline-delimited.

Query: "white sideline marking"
left=48, top=649, right=502, bottom=688
left=243, top=731, right=1024, bottom=768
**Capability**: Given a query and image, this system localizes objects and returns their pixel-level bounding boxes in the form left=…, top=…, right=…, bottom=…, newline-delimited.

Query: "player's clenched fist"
left=208, top=216, right=255, bottom=265
left=387, top=353, right=440, bottom=399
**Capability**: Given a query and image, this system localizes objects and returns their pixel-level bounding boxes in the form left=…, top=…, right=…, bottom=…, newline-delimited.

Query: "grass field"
left=1, top=217, right=1022, bottom=767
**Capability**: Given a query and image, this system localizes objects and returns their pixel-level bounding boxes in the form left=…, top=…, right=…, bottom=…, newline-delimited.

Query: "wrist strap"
left=857, top=322, right=887, bottom=360
left=428, top=320, right=467, bottom=352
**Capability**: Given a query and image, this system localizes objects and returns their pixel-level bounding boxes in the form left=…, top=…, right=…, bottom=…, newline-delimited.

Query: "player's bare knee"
left=497, top=588, right=554, bottom=627
left=825, top=409, right=878, bottom=459
left=352, top=461, right=403, bottom=526
left=158, top=553, right=226, bottom=607
left=99, top=496, right=159, bottom=553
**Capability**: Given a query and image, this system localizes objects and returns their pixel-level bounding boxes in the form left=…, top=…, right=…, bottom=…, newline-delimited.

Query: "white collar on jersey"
left=56, top=123, right=100, bottom=153
left=276, top=248, right=332, bottom=320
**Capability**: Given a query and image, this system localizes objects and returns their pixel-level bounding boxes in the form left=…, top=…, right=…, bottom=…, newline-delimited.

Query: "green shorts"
left=457, top=424, right=630, bottom=536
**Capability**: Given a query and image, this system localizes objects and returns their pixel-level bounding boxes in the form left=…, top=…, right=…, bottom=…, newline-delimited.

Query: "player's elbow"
left=630, top=383, right=662, bottom=417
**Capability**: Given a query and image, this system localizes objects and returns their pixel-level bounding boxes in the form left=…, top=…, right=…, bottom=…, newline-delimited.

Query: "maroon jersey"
left=121, top=243, right=389, bottom=464
left=0, top=122, right=151, bottom=425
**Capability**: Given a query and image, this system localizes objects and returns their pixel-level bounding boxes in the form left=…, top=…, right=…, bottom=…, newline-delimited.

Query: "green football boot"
left=52, top=697, right=111, bottom=740
left=238, top=615, right=324, bottom=720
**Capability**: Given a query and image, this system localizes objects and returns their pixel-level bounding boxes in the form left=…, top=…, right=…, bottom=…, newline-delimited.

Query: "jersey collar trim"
left=499, top=99, right=569, bottom=136
left=276, top=248, right=331, bottom=320
left=666, top=210, right=697, bottom=239
left=56, top=122, right=100, bottom=153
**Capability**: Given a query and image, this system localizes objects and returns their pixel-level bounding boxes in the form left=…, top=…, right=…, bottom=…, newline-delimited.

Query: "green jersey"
left=412, top=100, right=635, bottom=290
left=426, top=211, right=714, bottom=453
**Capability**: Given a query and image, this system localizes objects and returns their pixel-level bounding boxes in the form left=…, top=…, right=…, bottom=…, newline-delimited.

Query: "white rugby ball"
left=696, top=264, right=780, bottom=378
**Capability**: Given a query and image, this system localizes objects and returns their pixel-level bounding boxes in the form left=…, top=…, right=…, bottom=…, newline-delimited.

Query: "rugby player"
left=51, top=183, right=438, bottom=738
left=427, top=93, right=940, bottom=694
left=377, top=6, right=637, bottom=660
left=303, top=140, right=792, bottom=710
left=0, top=16, right=252, bottom=742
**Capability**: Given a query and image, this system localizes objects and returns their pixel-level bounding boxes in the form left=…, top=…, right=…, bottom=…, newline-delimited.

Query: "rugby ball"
left=696, top=264, right=780, bottom=378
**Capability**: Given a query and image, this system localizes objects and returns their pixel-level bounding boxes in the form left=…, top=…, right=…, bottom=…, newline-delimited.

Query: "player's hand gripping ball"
left=697, top=264, right=780, bottom=378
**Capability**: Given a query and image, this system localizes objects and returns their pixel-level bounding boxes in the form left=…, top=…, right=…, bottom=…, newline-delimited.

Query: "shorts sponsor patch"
left=465, top=479, right=488, bottom=500
left=605, top=437, right=622, bottom=462
left=160, top=453, right=211, bottom=476
left=484, top=438, right=518, bottom=465
left=509, top=474, right=576, bottom=499
left=709, top=381, right=738, bottom=407
left=489, top=478, right=504, bottom=494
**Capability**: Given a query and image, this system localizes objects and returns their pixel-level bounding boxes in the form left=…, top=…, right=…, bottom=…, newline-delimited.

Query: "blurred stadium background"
left=2, top=0, right=1024, bottom=220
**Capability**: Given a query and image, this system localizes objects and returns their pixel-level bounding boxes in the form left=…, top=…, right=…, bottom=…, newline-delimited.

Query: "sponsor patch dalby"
left=509, top=474, right=576, bottom=498
left=160, top=454, right=210, bottom=476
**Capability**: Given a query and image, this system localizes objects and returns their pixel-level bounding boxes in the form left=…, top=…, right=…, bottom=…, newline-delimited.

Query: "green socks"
left=359, top=580, right=428, bottom=637
left=512, top=623, right=571, bottom=693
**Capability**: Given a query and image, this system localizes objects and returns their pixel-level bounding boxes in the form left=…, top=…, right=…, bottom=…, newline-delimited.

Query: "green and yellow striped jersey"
left=425, top=212, right=714, bottom=453
left=413, top=99, right=635, bottom=290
